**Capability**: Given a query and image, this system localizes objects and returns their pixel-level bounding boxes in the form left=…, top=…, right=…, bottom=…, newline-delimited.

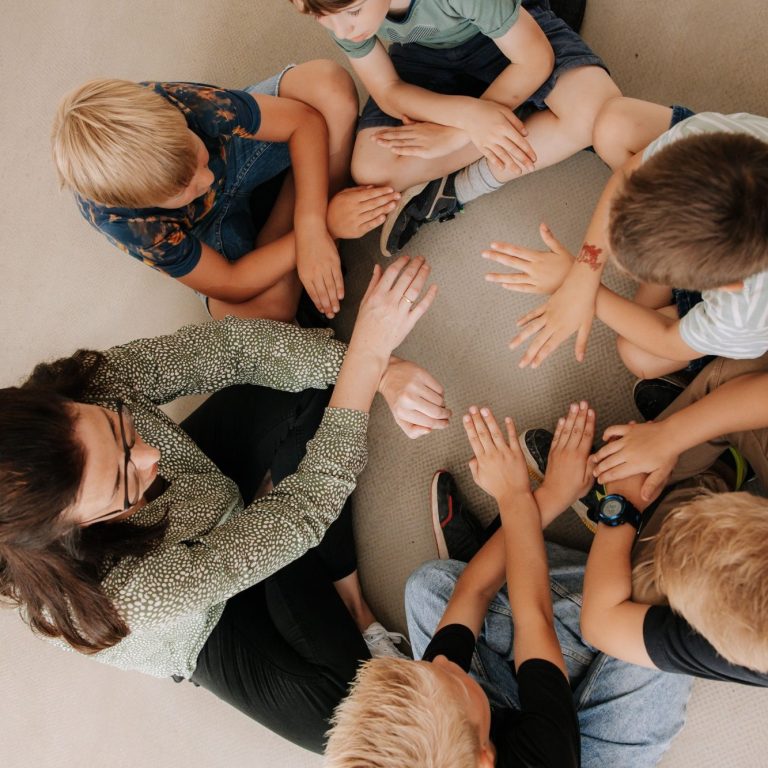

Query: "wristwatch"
left=587, top=493, right=644, bottom=532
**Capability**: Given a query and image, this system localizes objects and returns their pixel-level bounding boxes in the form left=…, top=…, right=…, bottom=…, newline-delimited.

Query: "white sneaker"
left=362, top=621, right=410, bottom=659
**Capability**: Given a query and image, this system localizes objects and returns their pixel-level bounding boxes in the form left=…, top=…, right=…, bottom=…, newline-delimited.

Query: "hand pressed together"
left=327, top=186, right=401, bottom=240
left=463, top=406, right=531, bottom=504
left=378, top=358, right=451, bottom=439
left=537, top=401, right=596, bottom=514
left=295, top=224, right=344, bottom=319
left=591, top=420, right=676, bottom=502
left=372, top=119, right=470, bottom=159
left=464, top=99, right=536, bottom=175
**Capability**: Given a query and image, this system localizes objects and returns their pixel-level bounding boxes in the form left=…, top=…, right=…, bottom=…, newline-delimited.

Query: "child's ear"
left=717, top=280, right=745, bottom=292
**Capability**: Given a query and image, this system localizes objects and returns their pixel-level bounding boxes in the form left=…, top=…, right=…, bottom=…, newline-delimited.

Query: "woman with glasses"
left=0, top=256, right=447, bottom=752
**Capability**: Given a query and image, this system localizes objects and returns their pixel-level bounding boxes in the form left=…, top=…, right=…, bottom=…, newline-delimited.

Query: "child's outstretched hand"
left=483, top=223, right=574, bottom=296
left=372, top=119, right=469, bottom=159
left=327, top=186, right=401, bottom=240
left=463, top=406, right=531, bottom=503
left=296, top=226, right=344, bottom=319
left=537, top=401, right=596, bottom=515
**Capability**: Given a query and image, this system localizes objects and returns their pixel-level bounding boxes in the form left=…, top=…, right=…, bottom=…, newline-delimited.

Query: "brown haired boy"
left=483, top=100, right=768, bottom=375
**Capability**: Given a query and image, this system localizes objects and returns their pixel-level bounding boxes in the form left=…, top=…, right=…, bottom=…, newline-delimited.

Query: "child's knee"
left=591, top=96, right=632, bottom=165
left=616, top=335, right=652, bottom=379
left=311, top=59, right=359, bottom=125
left=351, top=137, right=395, bottom=187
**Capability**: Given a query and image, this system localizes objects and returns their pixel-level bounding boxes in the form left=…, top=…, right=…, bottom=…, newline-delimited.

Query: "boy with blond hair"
left=485, top=100, right=768, bottom=373
left=326, top=403, right=691, bottom=768
left=52, top=64, right=400, bottom=322
left=292, top=0, right=620, bottom=257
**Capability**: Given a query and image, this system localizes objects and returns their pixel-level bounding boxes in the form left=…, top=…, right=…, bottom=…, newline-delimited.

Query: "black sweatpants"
left=181, top=384, right=370, bottom=752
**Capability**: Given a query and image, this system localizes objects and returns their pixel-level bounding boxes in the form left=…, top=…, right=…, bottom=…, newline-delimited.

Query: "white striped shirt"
left=644, top=113, right=768, bottom=359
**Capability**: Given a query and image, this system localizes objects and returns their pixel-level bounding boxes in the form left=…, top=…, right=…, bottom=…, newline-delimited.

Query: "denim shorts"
left=194, top=66, right=294, bottom=313
left=358, top=0, right=607, bottom=131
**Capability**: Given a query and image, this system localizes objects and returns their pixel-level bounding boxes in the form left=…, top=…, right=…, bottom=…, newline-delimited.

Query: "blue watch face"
left=601, top=497, right=624, bottom=520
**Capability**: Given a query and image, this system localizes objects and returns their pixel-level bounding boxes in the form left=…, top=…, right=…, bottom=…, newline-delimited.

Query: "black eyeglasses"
left=116, top=401, right=141, bottom=512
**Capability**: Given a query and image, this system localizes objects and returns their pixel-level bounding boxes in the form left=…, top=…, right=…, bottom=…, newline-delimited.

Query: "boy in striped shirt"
left=484, top=101, right=768, bottom=376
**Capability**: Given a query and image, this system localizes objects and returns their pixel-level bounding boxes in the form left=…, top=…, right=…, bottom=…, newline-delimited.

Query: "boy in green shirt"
left=292, top=0, right=619, bottom=256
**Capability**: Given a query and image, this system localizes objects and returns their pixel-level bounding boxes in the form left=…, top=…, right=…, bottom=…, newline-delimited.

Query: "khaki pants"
left=632, top=353, right=768, bottom=602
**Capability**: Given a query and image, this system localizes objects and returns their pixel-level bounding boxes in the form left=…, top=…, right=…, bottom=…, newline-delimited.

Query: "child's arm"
left=438, top=401, right=596, bottom=633
left=498, top=151, right=646, bottom=367
left=593, top=372, right=768, bottom=500
left=253, top=94, right=341, bottom=318
left=351, top=9, right=553, bottom=171
left=463, top=407, right=567, bottom=676
left=580, top=476, right=656, bottom=668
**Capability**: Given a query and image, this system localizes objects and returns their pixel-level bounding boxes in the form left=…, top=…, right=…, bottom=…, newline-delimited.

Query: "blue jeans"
left=405, top=543, right=693, bottom=768
left=192, top=68, right=293, bottom=262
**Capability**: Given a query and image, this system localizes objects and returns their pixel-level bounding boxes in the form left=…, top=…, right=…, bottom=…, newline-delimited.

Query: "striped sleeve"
left=644, top=112, right=768, bottom=161
left=678, top=272, right=768, bottom=358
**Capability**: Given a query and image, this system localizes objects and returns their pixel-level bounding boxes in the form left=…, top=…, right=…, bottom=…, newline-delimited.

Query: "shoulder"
left=645, top=111, right=768, bottom=161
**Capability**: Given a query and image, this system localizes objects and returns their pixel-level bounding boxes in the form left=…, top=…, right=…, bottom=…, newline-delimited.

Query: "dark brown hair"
left=0, top=351, right=167, bottom=653
left=291, top=0, right=356, bottom=15
left=609, top=132, right=768, bottom=290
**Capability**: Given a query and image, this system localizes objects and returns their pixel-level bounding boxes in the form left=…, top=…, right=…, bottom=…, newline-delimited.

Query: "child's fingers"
left=485, top=271, right=533, bottom=286
left=470, top=406, right=495, bottom=453
left=361, top=199, right=398, bottom=224
left=505, top=416, right=518, bottom=451
left=463, top=410, right=484, bottom=457
left=479, top=407, right=506, bottom=450
left=516, top=303, right=546, bottom=328
left=518, top=328, right=554, bottom=368
left=601, top=424, right=631, bottom=443
left=574, top=320, right=593, bottom=363
left=468, top=456, right=479, bottom=483
left=582, top=408, right=596, bottom=451
left=566, top=401, right=589, bottom=449
left=549, top=415, right=566, bottom=456
left=538, top=223, right=568, bottom=255
left=528, top=333, right=561, bottom=369
left=560, top=402, right=579, bottom=445
left=509, top=317, right=547, bottom=350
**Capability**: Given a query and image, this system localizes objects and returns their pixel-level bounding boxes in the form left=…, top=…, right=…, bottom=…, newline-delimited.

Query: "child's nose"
left=133, top=439, right=161, bottom=469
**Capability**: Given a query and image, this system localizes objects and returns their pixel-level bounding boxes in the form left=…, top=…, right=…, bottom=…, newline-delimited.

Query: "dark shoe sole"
left=380, top=181, right=428, bottom=258
left=430, top=469, right=451, bottom=560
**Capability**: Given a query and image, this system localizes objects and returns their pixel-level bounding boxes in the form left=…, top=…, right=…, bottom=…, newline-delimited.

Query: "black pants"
left=181, top=385, right=370, bottom=753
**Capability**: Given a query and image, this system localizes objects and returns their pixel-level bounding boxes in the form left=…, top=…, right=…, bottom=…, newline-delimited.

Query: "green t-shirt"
left=332, top=0, right=521, bottom=58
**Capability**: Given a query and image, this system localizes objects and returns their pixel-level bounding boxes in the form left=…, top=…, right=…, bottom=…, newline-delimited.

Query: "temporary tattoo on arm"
left=576, top=243, right=603, bottom=271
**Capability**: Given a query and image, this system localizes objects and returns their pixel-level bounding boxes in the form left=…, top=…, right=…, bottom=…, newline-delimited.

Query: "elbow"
left=579, top=606, right=604, bottom=652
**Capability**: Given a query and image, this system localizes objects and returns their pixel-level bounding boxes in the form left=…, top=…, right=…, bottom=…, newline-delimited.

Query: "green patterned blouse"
left=51, top=317, right=368, bottom=678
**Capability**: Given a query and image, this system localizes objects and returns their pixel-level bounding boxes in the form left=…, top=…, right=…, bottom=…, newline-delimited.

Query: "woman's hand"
left=349, top=255, right=438, bottom=362
left=378, top=358, right=451, bottom=438
left=327, top=186, right=401, bottom=240
left=372, top=119, right=470, bottom=159
left=482, top=224, right=575, bottom=295
left=537, top=401, right=596, bottom=515
left=295, top=225, right=344, bottom=319
left=592, top=420, right=678, bottom=502
left=463, top=406, right=531, bottom=504
left=330, top=256, right=437, bottom=414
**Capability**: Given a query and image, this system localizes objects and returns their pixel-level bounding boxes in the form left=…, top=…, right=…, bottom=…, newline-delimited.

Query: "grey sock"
left=453, top=158, right=505, bottom=205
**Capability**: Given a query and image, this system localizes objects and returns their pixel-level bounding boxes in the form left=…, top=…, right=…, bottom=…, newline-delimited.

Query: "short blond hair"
left=633, top=491, right=768, bottom=672
left=51, top=78, right=197, bottom=208
left=324, top=658, right=480, bottom=768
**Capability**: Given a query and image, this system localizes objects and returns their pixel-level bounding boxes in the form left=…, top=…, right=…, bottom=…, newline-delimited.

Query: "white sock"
left=453, top=158, right=505, bottom=205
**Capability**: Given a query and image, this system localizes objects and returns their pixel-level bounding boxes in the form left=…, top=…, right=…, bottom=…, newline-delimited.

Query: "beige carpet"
left=1, top=1, right=767, bottom=766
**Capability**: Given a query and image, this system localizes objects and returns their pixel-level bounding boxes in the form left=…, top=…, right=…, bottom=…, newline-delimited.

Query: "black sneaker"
left=632, top=374, right=691, bottom=420
left=430, top=470, right=484, bottom=561
left=380, top=174, right=462, bottom=258
left=519, top=428, right=598, bottom=533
